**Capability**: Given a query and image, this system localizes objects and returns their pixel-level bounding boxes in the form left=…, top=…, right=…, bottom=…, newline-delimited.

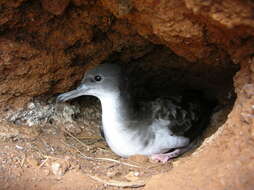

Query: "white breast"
left=102, top=110, right=142, bottom=156
left=99, top=95, right=190, bottom=157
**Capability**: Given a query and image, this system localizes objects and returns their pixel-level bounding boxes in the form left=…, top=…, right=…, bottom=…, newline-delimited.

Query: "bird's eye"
left=94, top=75, right=102, bottom=82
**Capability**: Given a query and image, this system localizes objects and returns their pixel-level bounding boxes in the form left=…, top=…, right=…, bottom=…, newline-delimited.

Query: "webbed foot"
left=151, top=141, right=197, bottom=163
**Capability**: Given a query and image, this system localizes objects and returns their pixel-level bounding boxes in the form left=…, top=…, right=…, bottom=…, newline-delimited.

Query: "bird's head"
left=57, top=64, right=125, bottom=102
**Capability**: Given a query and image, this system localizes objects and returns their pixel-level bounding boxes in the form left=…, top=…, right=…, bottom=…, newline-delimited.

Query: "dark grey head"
left=57, top=64, right=124, bottom=102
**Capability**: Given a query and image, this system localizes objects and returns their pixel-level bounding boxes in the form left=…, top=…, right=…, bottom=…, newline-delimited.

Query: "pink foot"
left=150, top=141, right=197, bottom=163
left=151, top=149, right=181, bottom=163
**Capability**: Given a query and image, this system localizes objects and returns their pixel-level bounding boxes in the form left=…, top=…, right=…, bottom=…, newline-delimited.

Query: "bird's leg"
left=150, top=142, right=196, bottom=163
left=150, top=149, right=185, bottom=163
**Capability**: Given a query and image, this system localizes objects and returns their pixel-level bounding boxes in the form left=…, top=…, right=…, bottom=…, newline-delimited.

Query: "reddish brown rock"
left=185, top=0, right=254, bottom=28
left=41, top=0, right=70, bottom=15
left=71, top=0, right=90, bottom=7
left=0, top=0, right=148, bottom=110
left=102, top=0, right=254, bottom=64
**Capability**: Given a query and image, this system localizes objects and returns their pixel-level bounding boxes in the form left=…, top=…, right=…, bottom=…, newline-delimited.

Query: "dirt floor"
left=0, top=102, right=232, bottom=190
left=0, top=121, right=172, bottom=190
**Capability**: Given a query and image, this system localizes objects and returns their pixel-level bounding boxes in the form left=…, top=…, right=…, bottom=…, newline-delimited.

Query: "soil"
left=0, top=102, right=233, bottom=190
left=0, top=117, right=174, bottom=190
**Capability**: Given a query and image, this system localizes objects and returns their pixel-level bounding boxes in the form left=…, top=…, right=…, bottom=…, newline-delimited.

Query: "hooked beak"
left=56, top=85, right=89, bottom=102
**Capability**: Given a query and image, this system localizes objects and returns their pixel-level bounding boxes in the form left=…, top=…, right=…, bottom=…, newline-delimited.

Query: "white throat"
left=97, top=93, right=137, bottom=156
left=99, top=93, right=128, bottom=130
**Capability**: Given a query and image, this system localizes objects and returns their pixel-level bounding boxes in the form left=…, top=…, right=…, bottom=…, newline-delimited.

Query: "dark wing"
left=151, top=96, right=206, bottom=137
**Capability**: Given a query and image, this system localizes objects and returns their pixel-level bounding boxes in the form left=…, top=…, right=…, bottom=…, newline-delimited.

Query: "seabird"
left=57, top=64, right=211, bottom=163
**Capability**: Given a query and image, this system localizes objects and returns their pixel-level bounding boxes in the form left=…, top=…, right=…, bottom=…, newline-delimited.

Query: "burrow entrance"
left=0, top=45, right=240, bottom=189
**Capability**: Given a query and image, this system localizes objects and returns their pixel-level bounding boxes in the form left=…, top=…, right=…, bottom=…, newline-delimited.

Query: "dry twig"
left=62, top=141, right=142, bottom=168
left=64, top=130, right=90, bottom=150
left=20, top=154, right=26, bottom=168
left=39, top=156, right=49, bottom=168
left=87, top=174, right=146, bottom=188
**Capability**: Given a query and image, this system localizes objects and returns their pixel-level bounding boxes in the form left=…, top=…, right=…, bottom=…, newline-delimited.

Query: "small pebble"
left=27, top=103, right=36, bottom=109
left=15, top=145, right=24, bottom=150
left=106, top=170, right=121, bottom=178
left=51, top=160, right=70, bottom=177
left=125, top=171, right=139, bottom=181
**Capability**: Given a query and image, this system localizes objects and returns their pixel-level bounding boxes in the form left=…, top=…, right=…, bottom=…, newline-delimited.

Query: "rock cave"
left=0, top=0, right=253, bottom=190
